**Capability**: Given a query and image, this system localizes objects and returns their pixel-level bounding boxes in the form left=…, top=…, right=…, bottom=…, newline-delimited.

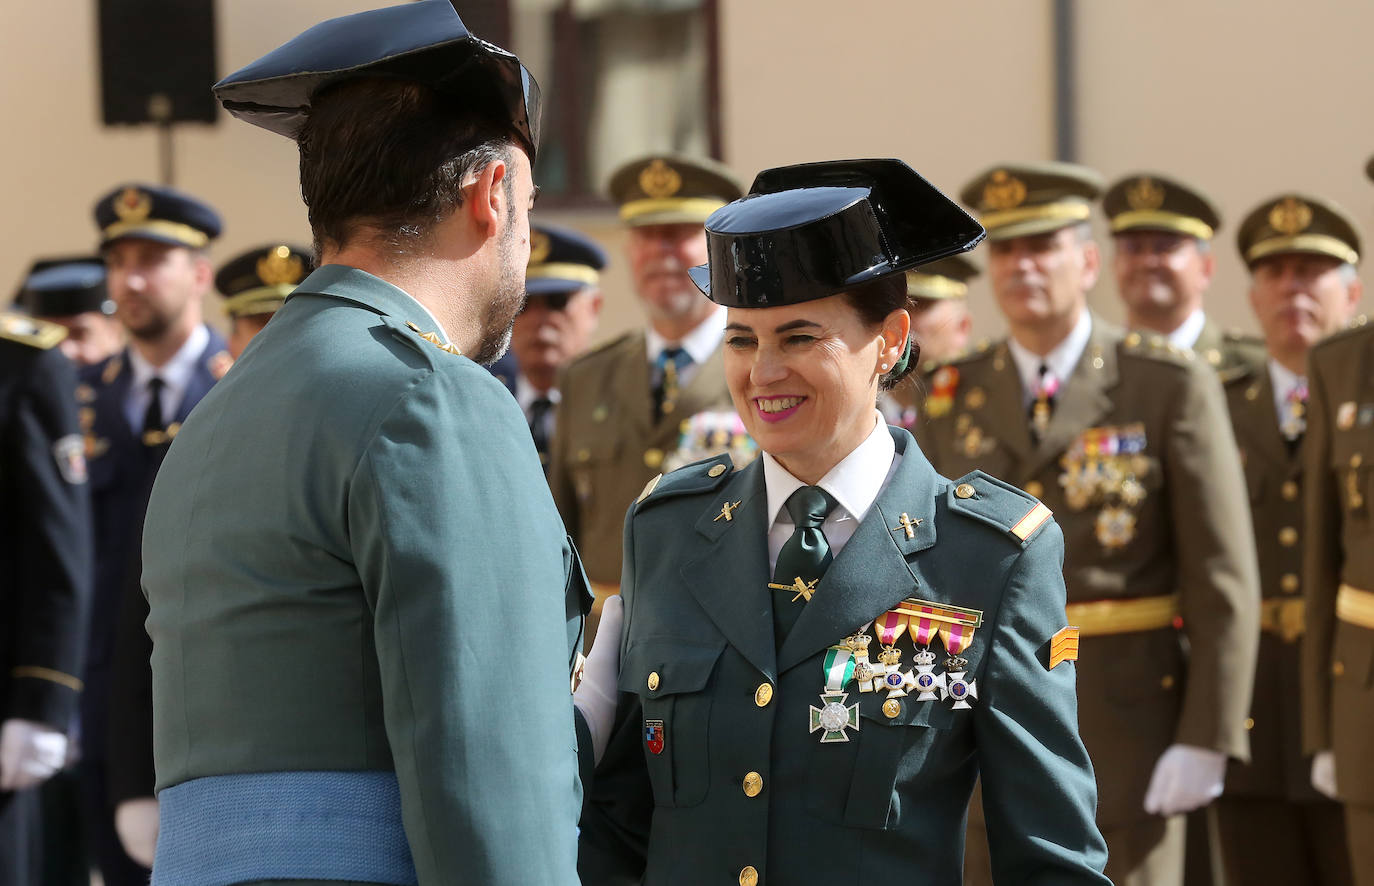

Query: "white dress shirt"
left=645, top=305, right=726, bottom=388
left=1006, top=308, right=1093, bottom=408
left=124, top=324, right=209, bottom=433
left=762, top=412, right=899, bottom=573
left=1166, top=309, right=1207, bottom=351
left=1267, top=358, right=1306, bottom=426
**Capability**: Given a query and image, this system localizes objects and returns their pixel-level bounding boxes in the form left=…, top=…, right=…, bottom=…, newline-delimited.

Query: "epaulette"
left=946, top=470, right=1054, bottom=548
left=566, top=329, right=638, bottom=370
left=0, top=313, right=66, bottom=350
left=1313, top=314, right=1373, bottom=352
left=634, top=452, right=733, bottom=512
left=1119, top=330, right=1194, bottom=367
left=1218, top=357, right=1260, bottom=387
left=379, top=316, right=462, bottom=364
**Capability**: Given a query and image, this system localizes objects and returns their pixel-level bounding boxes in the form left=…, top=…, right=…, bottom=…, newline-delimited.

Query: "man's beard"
left=472, top=220, right=527, bottom=366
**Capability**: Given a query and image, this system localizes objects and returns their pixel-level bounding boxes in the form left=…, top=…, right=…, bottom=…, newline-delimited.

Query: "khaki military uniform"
left=1194, top=319, right=1267, bottom=374
left=1212, top=358, right=1352, bottom=883
left=917, top=314, right=1260, bottom=886
left=550, top=329, right=733, bottom=595
left=1304, top=319, right=1374, bottom=883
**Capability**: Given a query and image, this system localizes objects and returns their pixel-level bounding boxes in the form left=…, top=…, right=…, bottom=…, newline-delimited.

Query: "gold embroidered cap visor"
left=607, top=153, right=744, bottom=227
left=93, top=183, right=222, bottom=250
left=1236, top=192, right=1363, bottom=268
left=959, top=162, right=1105, bottom=242
left=1102, top=172, right=1221, bottom=241
left=906, top=255, right=979, bottom=301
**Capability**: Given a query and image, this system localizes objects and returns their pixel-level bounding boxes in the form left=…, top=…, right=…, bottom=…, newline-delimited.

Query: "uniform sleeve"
left=975, top=520, right=1112, bottom=885
left=577, top=502, right=651, bottom=883
left=348, top=367, right=581, bottom=886
left=1164, top=363, right=1261, bottom=758
left=1302, top=355, right=1341, bottom=753
left=7, top=348, right=92, bottom=730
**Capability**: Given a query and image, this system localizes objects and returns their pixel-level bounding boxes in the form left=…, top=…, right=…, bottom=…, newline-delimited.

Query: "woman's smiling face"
left=723, top=293, right=907, bottom=483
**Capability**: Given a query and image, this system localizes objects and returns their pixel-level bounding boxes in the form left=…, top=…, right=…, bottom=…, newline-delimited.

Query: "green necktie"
left=772, top=485, right=837, bottom=643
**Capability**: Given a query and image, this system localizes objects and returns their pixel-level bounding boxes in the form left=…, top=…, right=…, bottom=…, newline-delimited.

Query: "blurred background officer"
left=883, top=255, right=980, bottom=427
left=1105, top=173, right=1262, bottom=372
left=1218, top=194, right=1361, bottom=884
left=512, top=223, right=606, bottom=470
left=143, top=3, right=586, bottom=883
left=215, top=243, right=315, bottom=358
left=917, top=162, right=1260, bottom=886
left=19, top=258, right=123, bottom=367
left=78, top=182, right=226, bottom=886
left=1301, top=164, right=1374, bottom=883
left=0, top=313, right=91, bottom=883
left=550, top=153, right=741, bottom=643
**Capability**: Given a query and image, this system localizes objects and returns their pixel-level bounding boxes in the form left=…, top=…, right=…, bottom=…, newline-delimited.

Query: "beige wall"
left=4, top=1, right=1373, bottom=347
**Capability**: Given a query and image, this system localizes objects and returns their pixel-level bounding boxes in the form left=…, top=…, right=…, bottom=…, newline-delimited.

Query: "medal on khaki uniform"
left=810, top=646, right=860, bottom=743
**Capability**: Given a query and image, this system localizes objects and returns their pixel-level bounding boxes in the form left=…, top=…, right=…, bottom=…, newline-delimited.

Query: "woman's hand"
left=573, top=595, right=624, bottom=764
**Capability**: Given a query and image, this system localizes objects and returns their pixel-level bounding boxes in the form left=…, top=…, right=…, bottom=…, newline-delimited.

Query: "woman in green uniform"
left=576, top=159, right=1109, bottom=885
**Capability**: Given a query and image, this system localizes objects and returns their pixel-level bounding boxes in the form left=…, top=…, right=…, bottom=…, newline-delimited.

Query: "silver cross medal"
left=809, top=693, right=860, bottom=743
left=911, top=648, right=946, bottom=702
left=944, top=656, right=978, bottom=710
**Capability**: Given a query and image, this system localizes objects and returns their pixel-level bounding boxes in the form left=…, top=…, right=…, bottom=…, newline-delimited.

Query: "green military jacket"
left=550, top=328, right=733, bottom=587
left=580, top=428, right=1109, bottom=885
left=1302, top=319, right=1374, bottom=805
left=1192, top=316, right=1266, bottom=374
left=143, top=266, right=588, bottom=885
left=1222, top=358, right=1328, bottom=802
left=916, top=314, right=1260, bottom=828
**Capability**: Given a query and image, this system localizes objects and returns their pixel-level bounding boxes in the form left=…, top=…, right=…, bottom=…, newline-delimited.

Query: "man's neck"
left=1008, top=309, right=1081, bottom=358
left=1269, top=346, right=1306, bottom=377
left=1126, top=303, right=1198, bottom=338
left=131, top=318, right=198, bottom=369
left=323, top=245, right=484, bottom=349
left=523, top=365, right=556, bottom=394
left=650, top=310, right=713, bottom=344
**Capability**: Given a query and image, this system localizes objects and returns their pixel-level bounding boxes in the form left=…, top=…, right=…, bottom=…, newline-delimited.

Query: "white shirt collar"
left=1006, top=308, right=1092, bottom=401
left=515, top=373, right=559, bottom=413
left=645, top=305, right=727, bottom=367
left=128, top=324, right=210, bottom=410
left=763, top=411, right=894, bottom=528
left=1267, top=357, right=1306, bottom=418
left=1166, top=309, right=1207, bottom=350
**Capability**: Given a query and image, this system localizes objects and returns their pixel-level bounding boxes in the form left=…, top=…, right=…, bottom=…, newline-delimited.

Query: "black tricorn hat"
left=688, top=159, right=984, bottom=308
left=212, top=0, right=541, bottom=162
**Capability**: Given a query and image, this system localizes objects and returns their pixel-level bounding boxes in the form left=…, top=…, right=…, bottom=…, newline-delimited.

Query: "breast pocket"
left=570, top=437, right=623, bottom=505
left=1331, top=435, right=1374, bottom=520
left=618, top=637, right=725, bottom=808
left=805, top=690, right=954, bottom=831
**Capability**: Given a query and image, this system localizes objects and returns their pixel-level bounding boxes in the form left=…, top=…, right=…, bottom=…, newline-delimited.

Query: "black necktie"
left=528, top=396, right=554, bottom=469
left=653, top=347, right=692, bottom=418
left=143, top=377, right=165, bottom=436
left=1028, top=363, right=1056, bottom=443
left=771, top=486, right=837, bottom=643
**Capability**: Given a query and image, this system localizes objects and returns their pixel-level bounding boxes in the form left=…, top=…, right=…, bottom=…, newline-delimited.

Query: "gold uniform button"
left=708, top=464, right=728, bottom=478
left=739, top=866, right=759, bottom=886
left=1281, top=574, right=1300, bottom=594
left=1244, top=717, right=1255, bottom=730
left=1278, top=527, right=1298, bottom=547
left=955, top=483, right=976, bottom=499
left=1024, top=481, right=1044, bottom=499
left=576, top=448, right=591, bottom=463
left=882, top=698, right=901, bottom=719
left=1160, top=675, right=1175, bottom=690
left=1333, top=661, right=1346, bottom=677
left=647, top=671, right=660, bottom=691
left=742, top=772, right=763, bottom=798
left=1125, top=332, right=1142, bottom=347
left=1353, top=453, right=1365, bottom=468
left=1281, top=481, right=1299, bottom=501
left=643, top=448, right=664, bottom=469
left=754, top=683, right=773, bottom=707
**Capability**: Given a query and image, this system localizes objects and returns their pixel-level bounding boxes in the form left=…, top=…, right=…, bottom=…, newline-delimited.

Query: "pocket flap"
left=618, top=637, right=726, bottom=697
left=856, top=691, right=953, bottom=730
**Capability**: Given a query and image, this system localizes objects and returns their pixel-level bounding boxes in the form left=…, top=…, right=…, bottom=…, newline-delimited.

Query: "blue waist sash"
left=153, top=770, right=418, bottom=885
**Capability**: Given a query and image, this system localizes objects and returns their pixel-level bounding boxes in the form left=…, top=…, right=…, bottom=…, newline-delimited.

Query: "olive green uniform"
left=1304, top=320, right=1374, bottom=883
left=917, top=314, right=1261, bottom=886
left=579, top=429, right=1110, bottom=885
left=1215, top=358, right=1351, bottom=883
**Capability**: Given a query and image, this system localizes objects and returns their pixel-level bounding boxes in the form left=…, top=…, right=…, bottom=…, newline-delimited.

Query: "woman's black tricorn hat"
left=212, top=0, right=541, bottom=163
left=689, top=159, right=984, bottom=308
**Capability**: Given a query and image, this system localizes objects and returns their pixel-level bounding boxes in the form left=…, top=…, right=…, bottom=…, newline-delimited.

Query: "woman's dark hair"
left=298, top=78, right=518, bottom=258
left=842, top=274, right=921, bottom=391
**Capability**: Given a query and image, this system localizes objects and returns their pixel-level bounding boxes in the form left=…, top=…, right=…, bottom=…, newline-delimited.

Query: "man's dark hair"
left=298, top=78, right=518, bottom=257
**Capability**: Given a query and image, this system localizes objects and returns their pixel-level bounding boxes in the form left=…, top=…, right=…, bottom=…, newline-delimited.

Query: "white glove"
left=1142, top=743, right=1226, bottom=816
left=1311, top=750, right=1339, bottom=799
left=115, top=797, right=160, bottom=868
left=573, top=595, right=624, bottom=765
left=0, top=718, right=68, bottom=791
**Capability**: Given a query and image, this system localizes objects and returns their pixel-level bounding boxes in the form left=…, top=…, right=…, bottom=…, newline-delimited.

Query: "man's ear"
left=464, top=157, right=510, bottom=236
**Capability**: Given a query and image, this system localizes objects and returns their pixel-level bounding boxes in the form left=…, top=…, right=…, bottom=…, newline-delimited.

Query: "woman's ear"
left=879, top=308, right=912, bottom=368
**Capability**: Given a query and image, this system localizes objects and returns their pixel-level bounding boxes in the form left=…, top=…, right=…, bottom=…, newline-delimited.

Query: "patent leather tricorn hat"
left=212, top=0, right=541, bottom=163
left=688, top=159, right=984, bottom=308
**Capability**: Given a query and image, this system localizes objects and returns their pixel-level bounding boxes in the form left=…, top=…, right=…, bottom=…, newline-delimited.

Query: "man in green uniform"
left=1220, top=193, right=1360, bottom=883
left=1302, top=164, right=1374, bottom=883
left=141, top=4, right=588, bottom=884
left=549, top=153, right=742, bottom=639
left=917, top=162, right=1261, bottom=886
left=1104, top=172, right=1264, bottom=372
